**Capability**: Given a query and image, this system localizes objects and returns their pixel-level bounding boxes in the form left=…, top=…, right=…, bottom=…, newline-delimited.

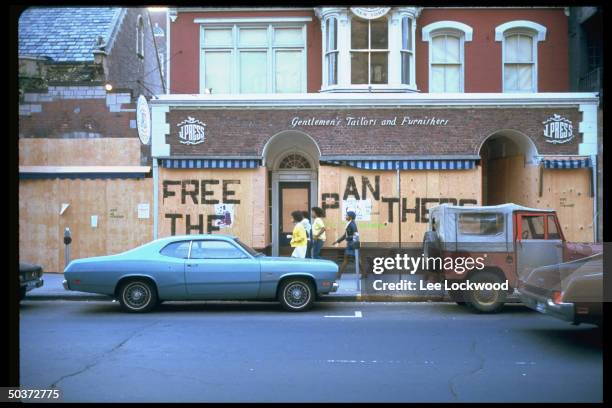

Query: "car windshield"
left=234, top=238, right=262, bottom=257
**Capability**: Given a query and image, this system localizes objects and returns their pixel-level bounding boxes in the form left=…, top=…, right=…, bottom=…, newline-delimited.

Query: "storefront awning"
left=160, top=159, right=262, bottom=169
left=541, top=157, right=592, bottom=169
left=19, top=166, right=151, bottom=180
left=321, top=159, right=477, bottom=170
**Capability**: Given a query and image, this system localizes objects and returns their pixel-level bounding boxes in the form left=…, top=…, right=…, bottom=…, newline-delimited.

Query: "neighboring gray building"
left=18, top=7, right=165, bottom=98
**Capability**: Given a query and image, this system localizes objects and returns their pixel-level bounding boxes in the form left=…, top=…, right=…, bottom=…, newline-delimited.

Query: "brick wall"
left=164, top=107, right=582, bottom=157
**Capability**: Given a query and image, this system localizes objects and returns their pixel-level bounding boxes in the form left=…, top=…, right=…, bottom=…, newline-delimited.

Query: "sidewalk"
left=25, top=273, right=520, bottom=303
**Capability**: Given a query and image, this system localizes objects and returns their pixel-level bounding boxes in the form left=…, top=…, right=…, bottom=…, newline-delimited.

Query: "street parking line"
left=324, top=311, right=362, bottom=318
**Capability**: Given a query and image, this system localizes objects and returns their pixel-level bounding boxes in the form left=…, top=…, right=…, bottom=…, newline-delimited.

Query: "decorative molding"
left=422, top=21, right=474, bottom=42
left=194, top=17, right=312, bottom=24
left=495, top=20, right=547, bottom=42
left=168, top=8, right=178, bottom=23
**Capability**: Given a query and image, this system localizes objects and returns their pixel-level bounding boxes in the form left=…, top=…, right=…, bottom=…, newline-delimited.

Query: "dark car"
left=19, top=262, right=44, bottom=300
left=518, top=253, right=602, bottom=326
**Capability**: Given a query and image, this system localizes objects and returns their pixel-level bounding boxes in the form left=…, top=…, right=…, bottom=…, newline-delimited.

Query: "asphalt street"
left=19, top=300, right=602, bottom=403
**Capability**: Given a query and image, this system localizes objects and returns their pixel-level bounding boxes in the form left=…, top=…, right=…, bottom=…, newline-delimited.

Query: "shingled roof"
left=18, top=7, right=122, bottom=63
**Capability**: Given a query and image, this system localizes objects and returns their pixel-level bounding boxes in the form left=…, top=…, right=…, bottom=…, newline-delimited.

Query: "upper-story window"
left=350, top=16, right=388, bottom=84
left=400, top=16, right=413, bottom=85
left=422, top=21, right=473, bottom=93
left=200, top=24, right=306, bottom=94
left=136, top=15, right=145, bottom=58
left=495, top=20, right=547, bottom=93
left=325, top=17, right=338, bottom=85
left=317, top=7, right=421, bottom=92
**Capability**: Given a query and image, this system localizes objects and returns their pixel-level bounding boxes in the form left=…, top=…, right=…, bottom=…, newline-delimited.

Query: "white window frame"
left=422, top=21, right=472, bottom=93
left=199, top=23, right=307, bottom=94
left=399, top=14, right=415, bottom=87
left=323, top=16, right=339, bottom=87
left=348, top=14, right=390, bottom=85
left=495, top=20, right=547, bottom=93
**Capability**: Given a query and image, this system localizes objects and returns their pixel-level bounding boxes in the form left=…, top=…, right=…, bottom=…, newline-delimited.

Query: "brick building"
left=151, top=6, right=600, bottom=257
left=18, top=7, right=166, bottom=271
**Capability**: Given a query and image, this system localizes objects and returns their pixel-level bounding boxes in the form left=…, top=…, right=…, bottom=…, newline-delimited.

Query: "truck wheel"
left=118, top=279, right=158, bottom=313
left=465, top=271, right=507, bottom=313
left=447, top=290, right=466, bottom=306
left=278, top=278, right=315, bottom=312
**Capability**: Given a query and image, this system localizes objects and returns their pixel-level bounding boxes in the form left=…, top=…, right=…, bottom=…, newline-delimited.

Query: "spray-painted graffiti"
left=321, top=176, right=477, bottom=223
left=162, top=179, right=240, bottom=235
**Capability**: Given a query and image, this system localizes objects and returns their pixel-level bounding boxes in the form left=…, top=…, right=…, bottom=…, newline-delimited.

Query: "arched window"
left=422, top=21, right=473, bottom=93
left=495, top=20, right=547, bottom=93
left=136, top=15, right=145, bottom=58
left=279, top=153, right=311, bottom=169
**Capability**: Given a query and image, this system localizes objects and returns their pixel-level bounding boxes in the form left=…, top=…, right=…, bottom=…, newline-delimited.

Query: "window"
left=430, top=34, right=462, bottom=92
left=503, top=32, right=535, bottom=92
left=325, top=17, right=338, bottom=86
left=422, top=21, right=472, bottom=93
left=350, top=16, right=388, bottom=85
left=459, top=213, right=504, bottom=235
left=495, top=20, right=547, bottom=93
left=136, top=15, right=145, bottom=58
left=160, top=241, right=191, bottom=259
left=190, top=240, right=248, bottom=259
left=279, top=153, right=311, bottom=169
left=400, top=16, right=413, bottom=85
left=200, top=24, right=306, bottom=94
left=521, top=215, right=545, bottom=239
left=547, top=215, right=561, bottom=240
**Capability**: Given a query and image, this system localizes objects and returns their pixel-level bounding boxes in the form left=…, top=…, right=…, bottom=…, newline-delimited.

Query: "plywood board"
left=19, top=138, right=142, bottom=166
left=158, top=167, right=267, bottom=248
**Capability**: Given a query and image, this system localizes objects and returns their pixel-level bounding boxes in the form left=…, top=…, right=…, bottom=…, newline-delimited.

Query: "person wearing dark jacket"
left=332, top=211, right=363, bottom=276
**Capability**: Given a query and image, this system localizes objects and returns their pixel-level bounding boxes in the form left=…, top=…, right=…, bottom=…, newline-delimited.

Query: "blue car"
left=63, top=234, right=339, bottom=313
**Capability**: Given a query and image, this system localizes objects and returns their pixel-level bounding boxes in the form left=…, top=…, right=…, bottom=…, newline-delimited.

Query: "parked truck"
left=422, top=203, right=602, bottom=313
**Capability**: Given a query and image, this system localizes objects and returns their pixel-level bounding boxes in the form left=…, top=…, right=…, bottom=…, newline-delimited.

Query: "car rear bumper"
left=62, top=279, right=69, bottom=290
left=330, top=282, right=339, bottom=293
left=23, top=279, right=44, bottom=292
left=519, top=290, right=575, bottom=322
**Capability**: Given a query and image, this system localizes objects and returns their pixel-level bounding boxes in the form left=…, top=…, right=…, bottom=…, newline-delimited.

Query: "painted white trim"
left=578, top=103, right=598, bottom=156
left=150, top=92, right=599, bottom=108
left=166, top=10, right=171, bottom=94
left=422, top=21, right=473, bottom=42
left=495, top=20, right=547, bottom=42
left=151, top=105, right=170, bottom=157
left=194, top=17, right=312, bottom=24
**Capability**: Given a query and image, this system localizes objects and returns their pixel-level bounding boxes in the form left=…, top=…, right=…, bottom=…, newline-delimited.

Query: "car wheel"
left=465, top=271, right=507, bottom=313
left=118, top=280, right=157, bottom=313
left=19, top=286, right=26, bottom=301
left=278, top=278, right=315, bottom=312
left=447, top=289, right=466, bottom=306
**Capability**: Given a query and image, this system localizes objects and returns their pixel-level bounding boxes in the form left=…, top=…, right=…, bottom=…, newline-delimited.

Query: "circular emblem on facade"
left=350, top=7, right=391, bottom=20
left=543, top=114, right=574, bottom=144
left=136, top=95, right=151, bottom=145
left=177, top=116, right=207, bottom=145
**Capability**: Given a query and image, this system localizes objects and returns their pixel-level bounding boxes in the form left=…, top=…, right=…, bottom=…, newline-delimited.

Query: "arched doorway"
left=479, top=130, right=539, bottom=206
left=263, top=130, right=320, bottom=256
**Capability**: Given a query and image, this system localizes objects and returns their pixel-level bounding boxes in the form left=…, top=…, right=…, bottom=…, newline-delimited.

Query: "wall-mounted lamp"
left=104, top=83, right=113, bottom=92
left=204, top=88, right=212, bottom=94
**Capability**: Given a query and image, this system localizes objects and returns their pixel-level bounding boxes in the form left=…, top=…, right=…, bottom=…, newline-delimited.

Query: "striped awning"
left=322, top=159, right=477, bottom=170
left=161, top=159, right=261, bottom=169
left=542, top=157, right=592, bottom=169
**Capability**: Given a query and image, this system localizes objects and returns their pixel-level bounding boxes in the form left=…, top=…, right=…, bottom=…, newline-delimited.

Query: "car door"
left=516, top=212, right=564, bottom=281
left=185, top=239, right=261, bottom=299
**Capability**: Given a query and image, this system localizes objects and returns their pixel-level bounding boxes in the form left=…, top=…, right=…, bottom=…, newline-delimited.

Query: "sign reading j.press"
left=543, top=114, right=574, bottom=144
left=177, top=117, right=207, bottom=145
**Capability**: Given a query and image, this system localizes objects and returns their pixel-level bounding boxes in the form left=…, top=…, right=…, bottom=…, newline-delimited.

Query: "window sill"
left=320, top=84, right=420, bottom=93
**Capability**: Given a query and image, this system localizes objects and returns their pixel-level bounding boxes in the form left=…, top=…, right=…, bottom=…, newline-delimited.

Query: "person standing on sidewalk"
left=301, top=210, right=312, bottom=258
left=310, top=207, right=326, bottom=259
left=333, top=211, right=363, bottom=275
left=288, top=210, right=307, bottom=258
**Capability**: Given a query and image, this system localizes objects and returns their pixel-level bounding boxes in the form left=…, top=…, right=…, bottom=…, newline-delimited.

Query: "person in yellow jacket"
left=288, top=210, right=307, bottom=258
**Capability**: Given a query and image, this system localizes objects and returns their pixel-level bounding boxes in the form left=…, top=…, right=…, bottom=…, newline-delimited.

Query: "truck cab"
left=423, top=203, right=601, bottom=313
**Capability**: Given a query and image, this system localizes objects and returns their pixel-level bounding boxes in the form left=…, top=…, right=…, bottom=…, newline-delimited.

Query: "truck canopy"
left=428, top=203, right=555, bottom=252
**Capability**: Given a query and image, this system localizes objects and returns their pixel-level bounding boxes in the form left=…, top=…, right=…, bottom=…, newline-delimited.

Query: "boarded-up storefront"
left=151, top=94, right=599, bottom=255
